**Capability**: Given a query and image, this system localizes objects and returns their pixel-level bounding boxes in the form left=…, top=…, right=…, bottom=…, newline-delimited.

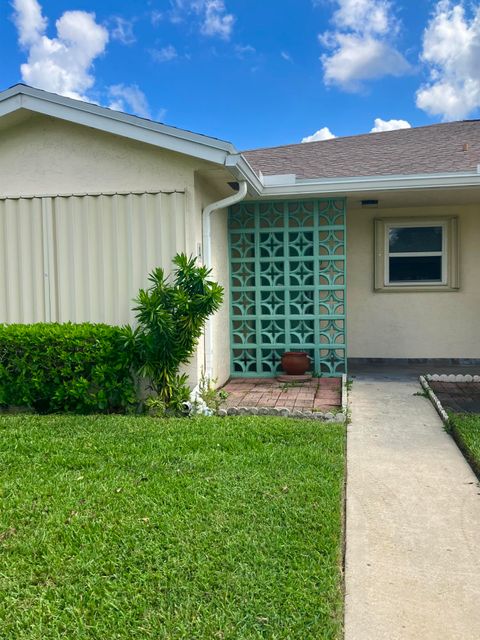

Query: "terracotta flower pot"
left=281, top=351, right=310, bottom=376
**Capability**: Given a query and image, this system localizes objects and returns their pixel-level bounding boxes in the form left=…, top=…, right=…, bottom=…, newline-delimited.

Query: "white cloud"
left=281, top=51, right=292, bottom=62
left=170, top=0, right=234, bottom=39
left=370, top=117, right=411, bottom=132
left=416, top=2, right=480, bottom=120
left=234, top=44, right=255, bottom=58
left=12, top=0, right=108, bottom=101
left=108, top=84, right=151, bottom=119
left=331, top=0, right=390, bottom=34
left=150, top=45, right=178, bottom=62
left=322, top=34, right=409, bottom=90
left=320, top=0, right=409, bottom=91
left=12, top=0, right=46, bottom=46
left=201, top=0, right=234, bottom=39
left=302, top=127, right=337, bottom=143
left=110, top=16, right=135, bottom=45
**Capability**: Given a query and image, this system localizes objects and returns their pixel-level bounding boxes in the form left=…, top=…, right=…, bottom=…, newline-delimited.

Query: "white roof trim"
left=1, top=85, right=479, bottom=198
left=257, top=171, right=480, bottom=197
left=0, top=84, right=236, bottom=165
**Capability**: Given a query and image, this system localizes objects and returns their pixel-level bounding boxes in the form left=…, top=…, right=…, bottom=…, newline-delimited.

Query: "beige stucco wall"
left=0, top=114, right=201, bottom=197
left=0, top=113, right=233, bottom=387
left=347, top=202, right=480, bottom=358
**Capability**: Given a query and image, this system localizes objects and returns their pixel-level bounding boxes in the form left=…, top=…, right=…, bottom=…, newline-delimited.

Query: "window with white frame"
left=374, top=217, right=459, bottom=291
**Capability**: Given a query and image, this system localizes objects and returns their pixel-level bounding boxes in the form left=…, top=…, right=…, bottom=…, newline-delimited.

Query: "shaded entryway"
left=349, top=360, right=479, bottom=380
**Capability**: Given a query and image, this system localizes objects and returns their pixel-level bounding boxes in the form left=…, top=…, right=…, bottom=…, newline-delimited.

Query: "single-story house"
left=1, top=83, right=479, bottom=386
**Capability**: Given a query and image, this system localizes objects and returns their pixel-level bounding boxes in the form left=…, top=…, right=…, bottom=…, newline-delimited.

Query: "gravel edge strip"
left=217, top=406, right=346, bottom=423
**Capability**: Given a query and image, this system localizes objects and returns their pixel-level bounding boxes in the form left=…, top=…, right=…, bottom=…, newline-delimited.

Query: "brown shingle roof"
left=242, top=121, right=480, bottom=180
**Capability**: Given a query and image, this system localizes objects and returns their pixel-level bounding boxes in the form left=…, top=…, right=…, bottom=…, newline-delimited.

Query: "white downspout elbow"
left=202, top=181, right=248, bottom=380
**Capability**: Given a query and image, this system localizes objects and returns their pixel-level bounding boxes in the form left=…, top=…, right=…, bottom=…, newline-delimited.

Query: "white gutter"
left=224, top=151, right=480, bottom=197
left=240, top=170, right=480, bottom=198
left=202, top=181, right=248, bottom=379
left=225, top=154, right=264, bottom=196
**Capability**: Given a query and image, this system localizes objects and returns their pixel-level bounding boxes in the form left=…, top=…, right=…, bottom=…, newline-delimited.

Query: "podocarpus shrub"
left=0, top=323, right=136, bottom=413
left=123, top=253, right=224, bottom=406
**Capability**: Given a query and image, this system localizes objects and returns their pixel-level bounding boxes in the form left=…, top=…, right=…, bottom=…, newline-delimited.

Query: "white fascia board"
left=258, top=171, right=480, bottom=197
left=222, top=155, right=480, bottom=198
left=0, top=92, right=22, bottom=116
left=0, top=86, right=235, bottom=165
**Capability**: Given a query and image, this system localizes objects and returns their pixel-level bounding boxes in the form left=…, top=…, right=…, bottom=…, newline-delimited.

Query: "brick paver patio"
left=221, top=377, right=341, bottom=412
left=429, top=381, right=480, bottom=413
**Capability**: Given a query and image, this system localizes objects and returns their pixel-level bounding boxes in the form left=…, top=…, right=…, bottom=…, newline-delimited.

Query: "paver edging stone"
left=419, top=375, right=450, bottom=426
left=425, top=373, right=480, bottom=383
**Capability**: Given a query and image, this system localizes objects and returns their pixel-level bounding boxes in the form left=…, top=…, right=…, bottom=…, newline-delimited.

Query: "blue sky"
left=1, top=1, right=479, bottom=149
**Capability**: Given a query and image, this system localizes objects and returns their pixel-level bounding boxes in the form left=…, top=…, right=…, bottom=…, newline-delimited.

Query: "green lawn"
left=449, top=414, right=480, bottom=478
left=0, top=415, right=345, bottom=640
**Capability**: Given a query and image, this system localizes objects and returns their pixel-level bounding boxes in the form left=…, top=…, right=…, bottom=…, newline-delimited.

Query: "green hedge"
left=0, top=323, right=136, bottom=414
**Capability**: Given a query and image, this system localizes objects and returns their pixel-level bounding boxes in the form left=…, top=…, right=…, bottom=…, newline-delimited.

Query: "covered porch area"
left=216, top=184, right=480, bottom=383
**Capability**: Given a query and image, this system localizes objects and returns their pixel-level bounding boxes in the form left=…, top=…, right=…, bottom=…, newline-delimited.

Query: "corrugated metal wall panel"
left=0, top=191, right=187, bottom=326
left=52, top=191, right=187, bottom=324
left=0, top=197, right=46, bottom=323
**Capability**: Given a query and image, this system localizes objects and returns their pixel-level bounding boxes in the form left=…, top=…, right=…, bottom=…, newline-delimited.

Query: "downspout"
left=202, top=180, right=248, bottom=379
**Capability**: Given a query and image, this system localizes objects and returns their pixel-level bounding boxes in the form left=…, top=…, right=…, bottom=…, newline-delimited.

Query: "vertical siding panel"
left=41, top=197, right=57, bottom=322
left=0, top=197, right=46, bottom=323
left=85, top=196, right=97, bottom=321
left=154, top=194, right=164, bottom=273
left=145, top=194, right=155, bottom=272
left=132, top=194, right=145, bottom=324
left=114, top=195, right=127, bottom=324
left=17, top=200, right=28, bottom=321
left=57, top=197, right=75, bottom=322
left=101, top=196, right=112, bottom=323
left=1, top=200, right=13, bottom=323
left=30, top=198, right=45, bottom=322
left=0, top=192, right=185, bottom=326
left=5, top=200, right=20, bottom=322
left=126, top=194, right=135, bottom=324
left=159, top=194, right=170, bottom=273
left=92, top=196, right=102, bottom=321
left=166, top=193, right=176, bottom=269
left=77, top=196, right=88, bottom=321
left=170, top=194, right=180, bottom=267
left=0, top=201, right=7, bottom=322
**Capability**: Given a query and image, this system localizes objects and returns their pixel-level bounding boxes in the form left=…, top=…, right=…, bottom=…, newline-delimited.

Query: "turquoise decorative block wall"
left=228, top=199, right=347, bottom=377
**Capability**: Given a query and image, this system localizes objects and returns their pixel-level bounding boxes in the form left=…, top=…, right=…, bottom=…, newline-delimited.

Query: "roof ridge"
left=242, top=120, right=480, bottom=155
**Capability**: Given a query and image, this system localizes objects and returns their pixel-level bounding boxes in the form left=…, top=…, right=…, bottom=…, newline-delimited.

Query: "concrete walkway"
left=345, top=376, right=480, bottom=640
